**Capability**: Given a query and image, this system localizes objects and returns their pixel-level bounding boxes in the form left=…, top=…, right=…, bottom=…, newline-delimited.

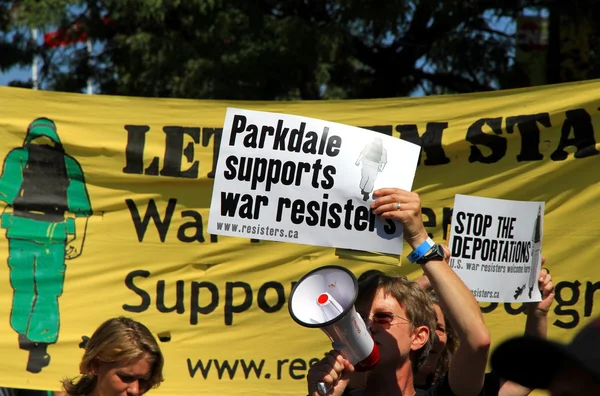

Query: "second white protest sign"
left=448, top=194, right=544, bottom=303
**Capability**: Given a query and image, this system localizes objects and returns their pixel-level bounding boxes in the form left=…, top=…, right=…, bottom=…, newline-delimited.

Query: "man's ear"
left=410, top=325, right=430, bottom=351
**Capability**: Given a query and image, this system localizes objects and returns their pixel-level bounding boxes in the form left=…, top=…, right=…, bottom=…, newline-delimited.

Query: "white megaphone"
left=288, top=265, right=380, bottom=395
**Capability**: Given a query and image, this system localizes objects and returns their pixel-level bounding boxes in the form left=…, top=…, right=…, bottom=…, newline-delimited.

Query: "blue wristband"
left=407, top=238, right=435, bottom=264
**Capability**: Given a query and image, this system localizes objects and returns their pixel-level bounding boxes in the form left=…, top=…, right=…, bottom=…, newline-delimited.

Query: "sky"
left=0, top=10, right=534, bottom=96
left=0, top=65, right=29, bottom=86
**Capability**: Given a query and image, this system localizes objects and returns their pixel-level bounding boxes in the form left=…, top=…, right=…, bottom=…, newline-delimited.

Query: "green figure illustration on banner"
left=0, top=118, right=92, bottom=373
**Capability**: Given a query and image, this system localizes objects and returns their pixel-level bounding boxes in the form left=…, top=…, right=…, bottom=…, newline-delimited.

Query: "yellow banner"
left=0, top=80, right=599, bottom=395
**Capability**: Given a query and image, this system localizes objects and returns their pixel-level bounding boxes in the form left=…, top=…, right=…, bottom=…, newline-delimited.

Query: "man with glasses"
left=307, top=188, right=491, bottom=396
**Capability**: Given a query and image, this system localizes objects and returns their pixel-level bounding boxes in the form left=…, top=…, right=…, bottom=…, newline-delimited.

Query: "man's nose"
left=127, top=380, right=140, bottom=396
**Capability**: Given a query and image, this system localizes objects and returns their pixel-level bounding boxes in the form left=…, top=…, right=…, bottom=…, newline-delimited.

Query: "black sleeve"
left=417, top=374, right=458, bottom=396
left=15, top=391, right=49, bottom=396
left=430, top=371, right=497, bottom=396
left=481, top=371, right=502, bottom=396
left=312, top=387, right=358, bottom=396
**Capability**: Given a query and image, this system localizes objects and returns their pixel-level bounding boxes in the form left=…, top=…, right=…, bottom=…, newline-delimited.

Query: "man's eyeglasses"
left=363, top=312, right=412, bottom=327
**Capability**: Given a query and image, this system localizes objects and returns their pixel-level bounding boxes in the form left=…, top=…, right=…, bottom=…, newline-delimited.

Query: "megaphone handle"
left=316, top=381, right=332, bottom=395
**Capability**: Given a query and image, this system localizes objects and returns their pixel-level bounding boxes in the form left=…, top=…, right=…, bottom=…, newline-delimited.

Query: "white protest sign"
left=448, top=194, right=544, bottom=303
left=208, top=108, right=421, bottom=255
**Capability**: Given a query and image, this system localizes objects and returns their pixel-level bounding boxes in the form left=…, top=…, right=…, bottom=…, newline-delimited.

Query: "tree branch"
left=416, top=69, right=495, bottom=93
left=474, top=25, right=513, bottom=38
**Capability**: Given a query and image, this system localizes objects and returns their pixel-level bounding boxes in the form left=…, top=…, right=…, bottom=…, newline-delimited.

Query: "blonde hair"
left=357, top=273, right=437, bottom=373
left=62, top=317, right=164, bottom=395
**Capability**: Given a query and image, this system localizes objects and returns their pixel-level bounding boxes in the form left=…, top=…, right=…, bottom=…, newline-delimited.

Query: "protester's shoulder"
left=416, top=386, right=454, bottom=396
left=416, top=374, right=457, bottom=396
left=421, top=371, right=499, bottom=396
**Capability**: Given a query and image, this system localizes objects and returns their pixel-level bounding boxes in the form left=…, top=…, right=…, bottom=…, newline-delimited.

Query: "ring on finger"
left=396, top=202, right=402, bottom=210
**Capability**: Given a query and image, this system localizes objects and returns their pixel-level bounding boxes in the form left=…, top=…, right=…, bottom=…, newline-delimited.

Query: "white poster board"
left=448, top=194, right=544, bottom=302
left=208, top=108, right=421, bottom=255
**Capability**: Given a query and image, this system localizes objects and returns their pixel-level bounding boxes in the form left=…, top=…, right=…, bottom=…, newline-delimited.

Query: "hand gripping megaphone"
left=288, top=265, right=380, bottom=395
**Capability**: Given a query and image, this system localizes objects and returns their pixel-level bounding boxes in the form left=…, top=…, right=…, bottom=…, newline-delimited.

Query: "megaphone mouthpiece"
left=317, top=292, right=345, bottom=322
left=289, top=265, right=380, bottom=374
left=317, top=293, right=329, bottom=304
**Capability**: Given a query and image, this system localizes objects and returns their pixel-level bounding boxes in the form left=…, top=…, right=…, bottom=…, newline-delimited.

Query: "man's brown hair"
left=358, top=273, right=437, bottom=373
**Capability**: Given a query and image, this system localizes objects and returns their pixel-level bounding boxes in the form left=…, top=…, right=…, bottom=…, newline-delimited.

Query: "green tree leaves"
left=1, top=0, right=597, bottom=98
